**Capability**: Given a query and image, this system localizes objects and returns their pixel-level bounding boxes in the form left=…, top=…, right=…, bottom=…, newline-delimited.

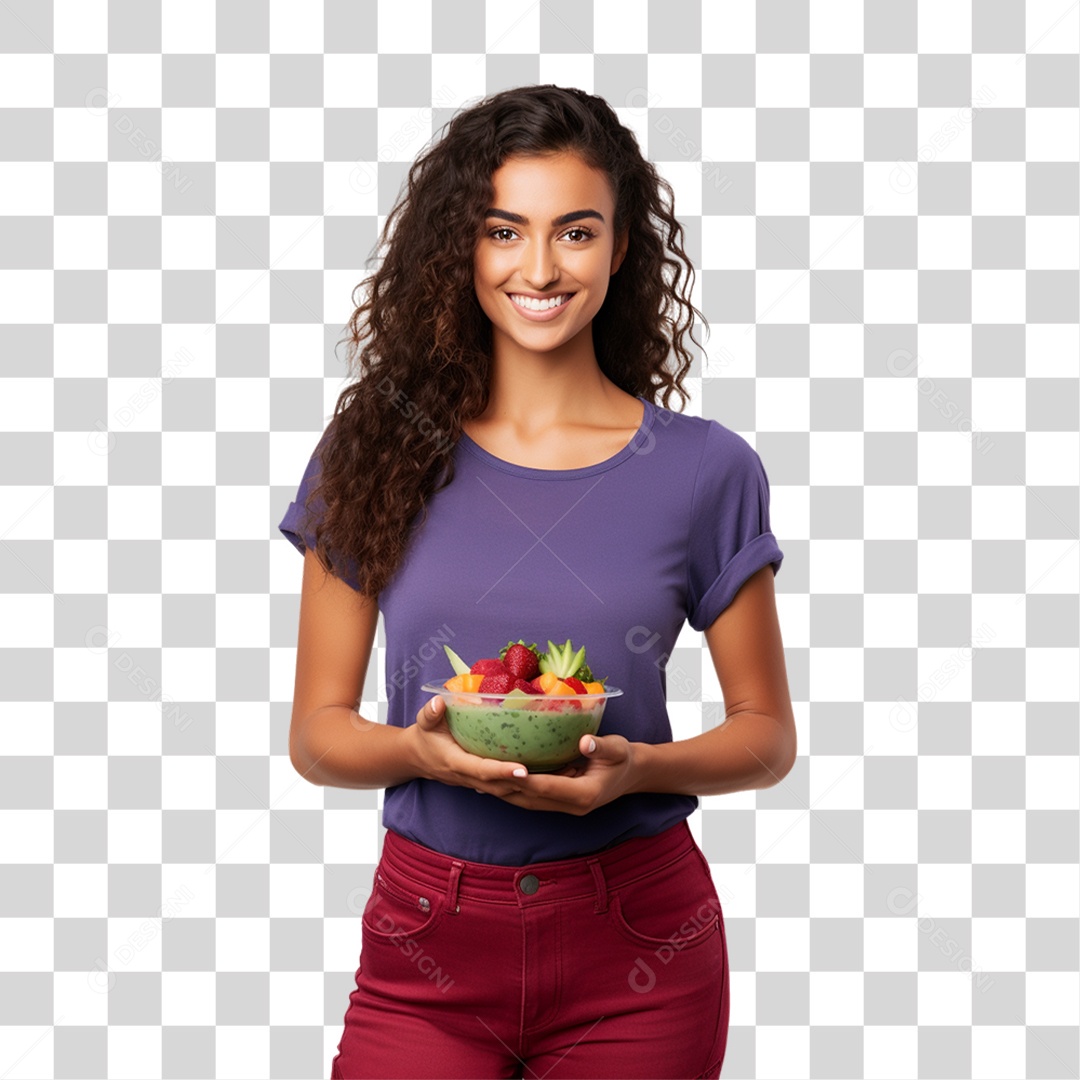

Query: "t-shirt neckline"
left=458, top=395, right=656, bottom=480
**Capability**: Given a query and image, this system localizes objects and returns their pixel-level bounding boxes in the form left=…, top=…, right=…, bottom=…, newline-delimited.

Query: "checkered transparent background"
left=1, top=1, right=1079, bottom=1077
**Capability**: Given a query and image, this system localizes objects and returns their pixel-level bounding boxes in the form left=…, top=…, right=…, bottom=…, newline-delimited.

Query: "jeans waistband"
left=379, top=819, right=699, bottom=913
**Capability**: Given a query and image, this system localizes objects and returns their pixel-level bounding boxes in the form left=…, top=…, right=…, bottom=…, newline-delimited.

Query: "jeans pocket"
left=690, top=843, right=723, bottom=905
left=361, top=862, right=445, bottom=945
left=607, top=848, right=721, bottom=951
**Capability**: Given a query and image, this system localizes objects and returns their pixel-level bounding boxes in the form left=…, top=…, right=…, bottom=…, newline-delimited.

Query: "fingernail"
left=587, top=738, right=596, bottom=752
left=512, top=768, right=527, bottom=778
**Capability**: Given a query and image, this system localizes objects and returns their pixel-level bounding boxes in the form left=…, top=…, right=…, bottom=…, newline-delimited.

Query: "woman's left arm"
left=495, top=564, right=796, bottom=814
left=627, top=563, right=796, bottom=797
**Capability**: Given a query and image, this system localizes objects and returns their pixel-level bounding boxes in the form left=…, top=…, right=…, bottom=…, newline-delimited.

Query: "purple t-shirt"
left=278, top=395, right=783, bottom=865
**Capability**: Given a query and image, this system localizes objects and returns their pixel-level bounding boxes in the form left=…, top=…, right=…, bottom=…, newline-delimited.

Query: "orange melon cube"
left=533, top=671, right=560, bottom=693
left=445, top=673, right=484, bottom=692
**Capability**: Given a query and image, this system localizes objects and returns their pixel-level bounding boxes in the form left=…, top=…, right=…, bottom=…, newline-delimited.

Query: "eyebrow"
left=484, top=208, right=606, bottom=227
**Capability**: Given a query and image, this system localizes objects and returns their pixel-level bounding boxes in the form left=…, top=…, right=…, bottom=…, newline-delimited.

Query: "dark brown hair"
left=303, top=84, right=706, bottom=596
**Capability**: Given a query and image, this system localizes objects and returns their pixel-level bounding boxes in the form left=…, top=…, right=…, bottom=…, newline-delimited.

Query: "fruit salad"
left=441, top=638, right=607, bottom=706
left=421, top=638, right=621, bottom=770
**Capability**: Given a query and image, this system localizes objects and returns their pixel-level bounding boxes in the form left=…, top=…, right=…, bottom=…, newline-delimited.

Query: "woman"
left=279, top=84, right=795, bottom=1079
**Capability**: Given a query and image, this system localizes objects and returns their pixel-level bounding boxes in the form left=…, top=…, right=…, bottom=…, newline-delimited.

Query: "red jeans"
left=330, top=818, right=729, bottom=1079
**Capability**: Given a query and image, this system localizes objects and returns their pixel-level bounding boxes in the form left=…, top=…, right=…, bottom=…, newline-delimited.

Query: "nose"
left=522, top=238, right=558, bottom=288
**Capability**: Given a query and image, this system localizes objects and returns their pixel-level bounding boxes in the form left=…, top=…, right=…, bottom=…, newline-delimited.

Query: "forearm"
left=290, top=706, right=421, bottom=790
left=628, top=712, right=795, bottom=797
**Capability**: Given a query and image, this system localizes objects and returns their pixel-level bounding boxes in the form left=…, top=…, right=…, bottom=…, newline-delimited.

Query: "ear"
left=610, top=228, right=629, bottom=275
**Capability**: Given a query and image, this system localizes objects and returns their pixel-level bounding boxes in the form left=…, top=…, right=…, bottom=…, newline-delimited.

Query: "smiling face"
left=473, top=151, right=628, bottom=354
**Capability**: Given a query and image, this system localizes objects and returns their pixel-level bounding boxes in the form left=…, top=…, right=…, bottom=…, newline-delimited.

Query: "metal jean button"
left=518, top=873, right=540, bottom=894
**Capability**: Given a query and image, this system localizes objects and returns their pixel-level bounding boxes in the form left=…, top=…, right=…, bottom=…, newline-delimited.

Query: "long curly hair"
left=303, top=84, right=706, bottom=597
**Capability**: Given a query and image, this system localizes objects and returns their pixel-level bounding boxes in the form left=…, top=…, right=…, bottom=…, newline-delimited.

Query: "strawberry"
left=478, top=672, right=515, bottom=694
left=513, top=678, right=542, bottom=694
left=471, top=658, right=507, bottom=677
left=564, top=677, right=587, bottom=694
left=503, top=643, right=540, bottom=681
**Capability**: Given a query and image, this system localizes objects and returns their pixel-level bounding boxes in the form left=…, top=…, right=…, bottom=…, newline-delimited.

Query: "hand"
left=409, top=696, right=532, bottom=798
left=492, top=733, right=640, bottom=816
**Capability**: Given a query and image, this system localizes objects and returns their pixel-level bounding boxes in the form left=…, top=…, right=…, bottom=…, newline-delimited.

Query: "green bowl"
left=420, top=682, right=623, bottom=772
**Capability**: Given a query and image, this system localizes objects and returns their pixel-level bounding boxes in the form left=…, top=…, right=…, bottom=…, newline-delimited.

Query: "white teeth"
left=510, top=293, right=570, bottom=312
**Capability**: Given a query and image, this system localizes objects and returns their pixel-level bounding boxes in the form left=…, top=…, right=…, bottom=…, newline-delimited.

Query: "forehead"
left=489, top=153, right=614, bottom=209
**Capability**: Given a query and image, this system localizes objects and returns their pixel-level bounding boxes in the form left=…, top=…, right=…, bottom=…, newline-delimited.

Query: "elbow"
left=767, top=720, right=797, bottom=785
left=289, top=746, right=311, bottom=782
left=774, top=746, right=796, bottom=784
left=289, top=744, right=310, bottom=782
left=291, top=748, right=326, bottom=787
left=288, top=719, right=321, bottom=785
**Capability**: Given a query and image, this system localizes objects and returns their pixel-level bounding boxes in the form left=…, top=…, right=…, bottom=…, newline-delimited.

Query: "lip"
left=506, top=291, right=575, bottom=322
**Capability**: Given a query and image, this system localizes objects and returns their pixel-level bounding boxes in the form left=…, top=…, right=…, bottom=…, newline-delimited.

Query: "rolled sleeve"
left=277, top=427, right=363, bottom=591
left=686, top=423, right=784, bottom=632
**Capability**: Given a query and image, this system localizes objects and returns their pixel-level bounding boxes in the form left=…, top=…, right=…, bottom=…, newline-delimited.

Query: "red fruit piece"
left=564, top=677, right=587, bottom=694
left=513, top=678, right=542, bottom=695
left=471, top=658, right=507, bottom=677
left=503, top=643, right=540, bottom=681
left=478, top=672, right=516, bottom=694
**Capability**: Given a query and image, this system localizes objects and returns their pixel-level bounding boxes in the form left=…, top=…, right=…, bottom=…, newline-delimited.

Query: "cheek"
left=472, top=272, right=497, bottom=311
left=473, top=256, right=507, bottom=295
left=577, top=270, right=610, bottom=309
left=471, top=279, right=503, bottom=323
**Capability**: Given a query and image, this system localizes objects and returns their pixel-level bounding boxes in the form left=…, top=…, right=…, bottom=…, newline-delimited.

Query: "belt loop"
left=447, top=861, right=464, bottom=914
left=587, top=857, right=608, bottom=913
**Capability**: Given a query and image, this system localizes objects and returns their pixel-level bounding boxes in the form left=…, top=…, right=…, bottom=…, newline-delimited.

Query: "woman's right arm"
left=287, top=548, right=530, bottom=795
left=287, top=549, right=419, bottom=789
